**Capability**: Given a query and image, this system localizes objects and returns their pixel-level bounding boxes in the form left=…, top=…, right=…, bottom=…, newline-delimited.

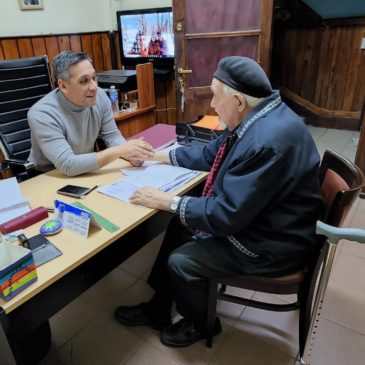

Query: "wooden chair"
left=206, top=149, right=365, bottom=364
left=0, top=55, right=53, bottom=180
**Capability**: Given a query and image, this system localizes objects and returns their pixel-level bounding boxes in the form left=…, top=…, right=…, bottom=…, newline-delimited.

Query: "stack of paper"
left=0, top=177, right=29, bottom=225
left=98, top=163, right=199, bottom=203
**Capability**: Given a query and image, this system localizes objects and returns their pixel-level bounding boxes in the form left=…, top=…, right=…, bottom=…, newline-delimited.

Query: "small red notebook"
left=0, top=207, right=48, bottom=234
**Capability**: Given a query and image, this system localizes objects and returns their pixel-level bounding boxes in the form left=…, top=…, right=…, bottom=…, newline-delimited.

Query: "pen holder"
left=0, top=242, right=38, bottom=301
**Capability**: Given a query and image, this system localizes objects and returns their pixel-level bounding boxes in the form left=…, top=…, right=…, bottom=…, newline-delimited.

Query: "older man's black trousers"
left=145, top=216, right=242, bottom=333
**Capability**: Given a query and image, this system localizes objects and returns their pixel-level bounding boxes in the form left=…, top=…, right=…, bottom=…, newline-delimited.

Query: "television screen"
left=117, top=7, right=174, bottom=68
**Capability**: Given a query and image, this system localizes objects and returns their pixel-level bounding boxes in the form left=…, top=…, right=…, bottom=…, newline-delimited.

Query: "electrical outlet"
left=361, top=37, right=365, bottom=50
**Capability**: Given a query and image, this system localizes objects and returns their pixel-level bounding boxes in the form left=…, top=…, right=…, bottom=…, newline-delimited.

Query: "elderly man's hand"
left=119, top=139, right=154, bottom=164
left=129, top=187, right=174, bottom=210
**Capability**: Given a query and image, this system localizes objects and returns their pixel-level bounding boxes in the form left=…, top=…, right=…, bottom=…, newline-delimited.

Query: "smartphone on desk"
left=57, top=184, right=90, bottom=198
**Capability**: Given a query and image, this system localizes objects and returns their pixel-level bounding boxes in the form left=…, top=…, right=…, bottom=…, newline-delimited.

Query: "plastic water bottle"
left=109, top=85, right=119, bottom=113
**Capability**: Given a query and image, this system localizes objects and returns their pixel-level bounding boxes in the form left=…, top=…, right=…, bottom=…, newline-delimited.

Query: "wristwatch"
left=169, top=196, right=181, bottom=213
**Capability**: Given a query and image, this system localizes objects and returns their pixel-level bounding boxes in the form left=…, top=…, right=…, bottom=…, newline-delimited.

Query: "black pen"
left=81, top=184, right=101, bottom=199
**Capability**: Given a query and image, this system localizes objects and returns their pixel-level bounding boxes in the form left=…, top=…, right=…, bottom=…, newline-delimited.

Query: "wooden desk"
left=0, top=159, right=205, bottom=364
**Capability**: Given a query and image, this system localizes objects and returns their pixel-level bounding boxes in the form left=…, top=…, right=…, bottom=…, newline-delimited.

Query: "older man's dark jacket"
left=169, top=90, right=323, bottom=275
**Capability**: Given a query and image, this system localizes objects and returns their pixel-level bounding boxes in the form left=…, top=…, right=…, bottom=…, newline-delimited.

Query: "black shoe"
left=114, top=303, right=171, bottom=331
left=160, top=317, right=222, bottom=347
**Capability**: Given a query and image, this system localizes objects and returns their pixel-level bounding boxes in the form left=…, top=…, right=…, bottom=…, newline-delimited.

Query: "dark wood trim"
left=323, top=16, right=365, bottom=27
left=184, top=30, right=261, bottom=39
left=0, top=31, right=111, bottom=40
left=283, top=95, right=361, bottom=131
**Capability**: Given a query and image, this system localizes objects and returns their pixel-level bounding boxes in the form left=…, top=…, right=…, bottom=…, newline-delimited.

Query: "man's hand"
left=119, top=139, right=154, bottom=163
left=129, top=187, right=174, bottom=211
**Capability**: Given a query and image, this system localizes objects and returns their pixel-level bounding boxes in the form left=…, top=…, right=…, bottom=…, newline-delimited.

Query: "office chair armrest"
left=0, top=159, right=35, bottom=181
left=2, top=158, right=34, bottom=169
left=316, top=220, right=365, bottom=245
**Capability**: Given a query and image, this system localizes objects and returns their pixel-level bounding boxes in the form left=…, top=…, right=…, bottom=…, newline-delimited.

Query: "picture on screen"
left=119, top=11, right=174, bottom=59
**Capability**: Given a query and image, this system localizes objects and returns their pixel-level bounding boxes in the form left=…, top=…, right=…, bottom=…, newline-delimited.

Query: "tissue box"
left=0, top=242, right=38, bottom=301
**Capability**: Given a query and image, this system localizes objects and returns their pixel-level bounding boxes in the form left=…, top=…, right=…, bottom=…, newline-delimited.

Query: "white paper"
left=99, top=164, right=200, bottom=203
left=0, top=177, right=30, bottom=225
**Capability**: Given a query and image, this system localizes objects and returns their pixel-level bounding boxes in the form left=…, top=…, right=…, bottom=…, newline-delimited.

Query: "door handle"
left=177, top=68, right=192, bottom=74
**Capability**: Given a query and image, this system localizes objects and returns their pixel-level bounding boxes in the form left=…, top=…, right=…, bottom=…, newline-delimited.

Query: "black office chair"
left=0, top=55, right=53, bottom=180
left=206, top=149, right=365, bottom=364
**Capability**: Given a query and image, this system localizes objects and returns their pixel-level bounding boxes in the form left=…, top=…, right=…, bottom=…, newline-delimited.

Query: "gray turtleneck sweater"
left=27, top=88, right=125, bottom=176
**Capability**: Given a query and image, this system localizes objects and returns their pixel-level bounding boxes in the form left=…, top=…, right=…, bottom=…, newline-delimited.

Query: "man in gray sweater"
left=27, top=51, right=153, bottom=176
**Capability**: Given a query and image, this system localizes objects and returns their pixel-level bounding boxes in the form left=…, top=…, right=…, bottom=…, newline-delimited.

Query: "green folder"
left=71, top=202, right=120, bottom=233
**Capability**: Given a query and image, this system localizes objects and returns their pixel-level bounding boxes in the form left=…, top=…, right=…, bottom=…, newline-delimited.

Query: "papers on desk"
left=0, top=177, right=30, bottom=225
left=98, top=163, right=200, bottom=203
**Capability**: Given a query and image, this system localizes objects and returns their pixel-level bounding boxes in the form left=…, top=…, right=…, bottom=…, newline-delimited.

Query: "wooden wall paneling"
left=328, top=28, right=347, bottom=110
left=44, top=36, right=60, bottom=82
left=154, top=76, right=168, bottom=124
left=31, top=37, right=47, bottom=56
left=315, top=29, right=331, bottom=107
left=113, top=32, right=122, bottom=69
left=136, top=63, right=155, bottom=109
left=154, top=73, right=177, bottom=124
left=259, top=0, right=274, bottom=73
left=58, top=35, right=71, bottom=52
left=286, top=30, right=298, bottom=91
left=355, top=97, right=365, bottom=175
left=342, top=28, right=359, bottom=110
left=1, top=39, right=20, bottom=60
left=80, top=34, right=93, bottom=61
left=44, top=36, right=60, bottom=65
left=70, top=35, right=82, bottom=52
left=17, top=38, right=34, bottom=58
left=351, top=32, right=365, bottom=110
left=0, top=42, right=5, bottom=60
left=101, top=33, right=112, bottom=70
left=90, top=34, right=103, bottom=72
left=166, top=72, right=177, bottom=124
left=292, top=29, right=308, bottom=96
left=300, top=29, right=320, bottom=102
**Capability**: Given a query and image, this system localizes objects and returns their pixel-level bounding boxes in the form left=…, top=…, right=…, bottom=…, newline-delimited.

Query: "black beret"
left=213, top=56, right=272, bottom=98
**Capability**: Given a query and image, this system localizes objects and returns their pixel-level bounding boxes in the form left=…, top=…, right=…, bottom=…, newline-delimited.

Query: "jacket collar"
left=235, top=90, right=281, bottom=140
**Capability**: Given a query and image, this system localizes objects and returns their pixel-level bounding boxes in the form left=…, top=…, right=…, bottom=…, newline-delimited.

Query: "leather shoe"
left=114, top=303, right=171, bottom=331
left=160, top=317, right=222, bottom=347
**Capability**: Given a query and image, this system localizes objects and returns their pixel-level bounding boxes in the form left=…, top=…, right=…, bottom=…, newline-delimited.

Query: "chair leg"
left=206, top=279, right=218, bottom=348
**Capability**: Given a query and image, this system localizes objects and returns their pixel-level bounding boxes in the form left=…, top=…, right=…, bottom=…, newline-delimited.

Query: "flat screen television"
left=116, top=7, right=174, bottom=69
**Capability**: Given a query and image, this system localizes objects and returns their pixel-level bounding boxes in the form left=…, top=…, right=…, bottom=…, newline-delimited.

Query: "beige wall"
left=0, top=0, right=171, bottom=37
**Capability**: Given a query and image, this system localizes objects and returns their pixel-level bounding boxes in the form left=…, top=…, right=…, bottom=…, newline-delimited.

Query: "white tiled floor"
left=38, top=126, right=364, bottom=365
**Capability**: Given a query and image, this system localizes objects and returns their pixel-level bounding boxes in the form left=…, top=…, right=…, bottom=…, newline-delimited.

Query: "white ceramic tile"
left=125, top=341, right=182, bottom=365
left=321, top=280, right=365, bottom=335
left=69, top=316, right=143, bottom=365
left=49, top=296, right=99, bottom=350
left=210, top=327, right=296, bottom=365
left=306, top=318, right=365, bottom=365
left=236, top=292, right=299, bottom=358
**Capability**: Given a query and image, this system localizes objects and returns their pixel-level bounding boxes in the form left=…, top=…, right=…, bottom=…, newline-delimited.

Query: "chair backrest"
left=319, top=149, right=365, bottom=227
left=0, top=56, right=53, bottom=161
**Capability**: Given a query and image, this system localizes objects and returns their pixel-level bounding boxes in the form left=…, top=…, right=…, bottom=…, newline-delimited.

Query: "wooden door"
left=173, top=0, right=274, bottom=122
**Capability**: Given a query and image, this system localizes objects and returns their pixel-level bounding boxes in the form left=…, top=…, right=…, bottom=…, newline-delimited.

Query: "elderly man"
left=27, top=51, right=153, bottom=176
left=114, top=56, right=323, bottom=347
